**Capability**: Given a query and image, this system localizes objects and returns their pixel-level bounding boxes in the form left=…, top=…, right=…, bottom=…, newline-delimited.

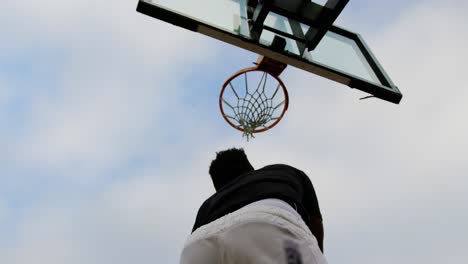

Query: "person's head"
left=209, top=148, right=254, bottom=191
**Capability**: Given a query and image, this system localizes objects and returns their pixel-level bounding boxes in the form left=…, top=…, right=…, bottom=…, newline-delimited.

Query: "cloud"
left=1, top=153, right=216, bottom=264
left=0, top=77, right=8, bottom=106
left=0, top=198, right=5, bottom=226
left=2, top=0, right=218, bottom=178
left=1, top=0, right=468, bottom=264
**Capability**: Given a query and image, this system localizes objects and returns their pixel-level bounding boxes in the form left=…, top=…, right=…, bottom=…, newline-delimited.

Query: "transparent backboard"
left=137, top=0, right=402, bottom=103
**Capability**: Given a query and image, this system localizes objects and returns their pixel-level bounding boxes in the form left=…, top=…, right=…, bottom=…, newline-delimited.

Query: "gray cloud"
left=1, top=0, right=467, bottom=264
left=3, top=0, right=216, bottom=175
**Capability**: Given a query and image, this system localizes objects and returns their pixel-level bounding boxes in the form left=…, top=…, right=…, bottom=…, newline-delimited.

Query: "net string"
left=222, top=71, right=286, bottom=140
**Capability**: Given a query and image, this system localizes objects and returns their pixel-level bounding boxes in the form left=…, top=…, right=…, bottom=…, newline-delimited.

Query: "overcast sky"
left=1, top=0, right=467, bottom=263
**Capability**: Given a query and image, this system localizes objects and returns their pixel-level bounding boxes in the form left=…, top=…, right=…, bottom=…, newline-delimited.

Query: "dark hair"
left=209, top=148, right=254, bottom=190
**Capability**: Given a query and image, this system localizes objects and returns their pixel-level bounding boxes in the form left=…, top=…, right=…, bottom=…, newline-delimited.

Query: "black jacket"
left=192, top=164, right=322, bottom=232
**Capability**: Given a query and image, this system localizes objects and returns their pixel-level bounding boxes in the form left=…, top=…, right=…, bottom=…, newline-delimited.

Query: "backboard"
left=137, top=0, right=402, bottom=104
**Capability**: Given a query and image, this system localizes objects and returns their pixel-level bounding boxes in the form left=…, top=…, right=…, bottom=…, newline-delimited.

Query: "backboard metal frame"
left=248, top=0, right=349, bottom=51
left=136, top=0, right=402, bottom=104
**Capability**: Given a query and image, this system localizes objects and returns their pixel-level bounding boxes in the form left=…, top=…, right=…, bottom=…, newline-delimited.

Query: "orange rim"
left=219, top=67, right=289, bottom=133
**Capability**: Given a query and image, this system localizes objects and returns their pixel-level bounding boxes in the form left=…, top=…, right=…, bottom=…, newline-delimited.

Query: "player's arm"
left=295, top=168, right=324, bottom=252
left=191, top=199, right=211, bottom=233
left=308, top=216, right=324, bottom=252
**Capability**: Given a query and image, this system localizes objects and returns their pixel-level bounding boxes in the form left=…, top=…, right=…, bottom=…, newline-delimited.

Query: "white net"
left=221, top=70, right=287, bottom=140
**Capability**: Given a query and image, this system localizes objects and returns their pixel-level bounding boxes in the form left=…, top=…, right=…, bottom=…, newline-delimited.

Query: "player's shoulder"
left=259, top=163, right=301, bottom=172
left=256, top=164, right=309, bottom=180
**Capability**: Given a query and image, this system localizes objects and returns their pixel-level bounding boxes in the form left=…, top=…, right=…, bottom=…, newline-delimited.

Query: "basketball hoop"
left=219, top=56, right=289, bottom=140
